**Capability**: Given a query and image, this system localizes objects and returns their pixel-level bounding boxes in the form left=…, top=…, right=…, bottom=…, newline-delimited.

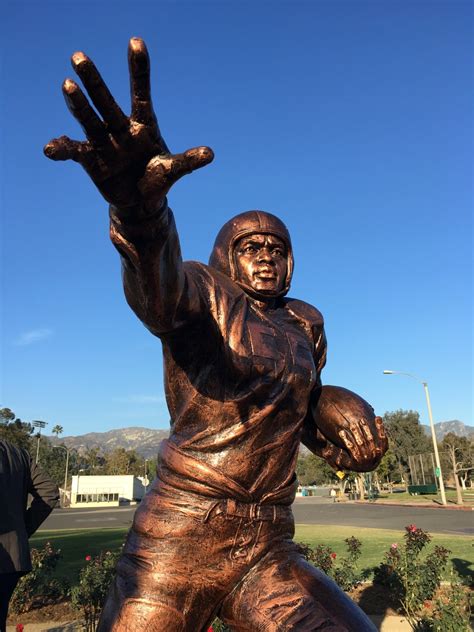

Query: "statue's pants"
left=98, top=483, right=376, bottom=632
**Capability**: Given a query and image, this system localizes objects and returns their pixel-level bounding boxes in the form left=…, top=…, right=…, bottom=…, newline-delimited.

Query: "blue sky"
left=2, top=1, right=472, bottom=436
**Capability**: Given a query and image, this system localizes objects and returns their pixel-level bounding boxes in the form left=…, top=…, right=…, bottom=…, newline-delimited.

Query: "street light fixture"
left=383, top=370, right=447, bottom=505
left=32, top=420, right=47, bottom=464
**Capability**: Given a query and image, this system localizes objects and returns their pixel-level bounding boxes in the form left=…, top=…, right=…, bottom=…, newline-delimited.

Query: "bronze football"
left=310, top=385, right=376, bottom=449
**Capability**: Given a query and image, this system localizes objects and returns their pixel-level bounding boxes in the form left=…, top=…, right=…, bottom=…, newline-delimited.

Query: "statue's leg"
left=219, top=542, right=377, bottom=632
left=96, top=489, right=226, bottom=632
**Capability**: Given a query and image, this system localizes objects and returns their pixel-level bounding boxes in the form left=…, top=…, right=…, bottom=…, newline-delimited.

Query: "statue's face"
left=234, top=233, right=288, bottom=295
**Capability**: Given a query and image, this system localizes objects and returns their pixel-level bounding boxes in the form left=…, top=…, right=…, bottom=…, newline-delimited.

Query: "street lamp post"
left=32, top=420, right=47, bottom=464
left=53, top=445, right=73, bottom=491
left=383, top=370, right=447, bottom=506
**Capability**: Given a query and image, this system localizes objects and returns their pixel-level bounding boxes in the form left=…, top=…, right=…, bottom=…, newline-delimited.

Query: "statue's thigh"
left=219, top=546, right=376, bottom=632
left=96, top=511, right=224, bottom=632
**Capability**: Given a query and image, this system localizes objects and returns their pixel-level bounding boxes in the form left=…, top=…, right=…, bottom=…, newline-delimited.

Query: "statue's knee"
left=99, top=598, right=186, bottom=632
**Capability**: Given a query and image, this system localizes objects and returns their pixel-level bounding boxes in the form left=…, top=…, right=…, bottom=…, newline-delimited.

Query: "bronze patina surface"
left=45, top=38, right=388, bottom=632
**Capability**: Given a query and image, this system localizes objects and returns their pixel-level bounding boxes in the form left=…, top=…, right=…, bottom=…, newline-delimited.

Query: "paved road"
left=292, top=498, right=473, bottom=535
left=39, top=497, right=473, bottom=535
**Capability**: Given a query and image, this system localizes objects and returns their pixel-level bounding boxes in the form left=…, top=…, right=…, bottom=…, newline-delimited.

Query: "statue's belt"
left=157, top=439, right=297, bottom=522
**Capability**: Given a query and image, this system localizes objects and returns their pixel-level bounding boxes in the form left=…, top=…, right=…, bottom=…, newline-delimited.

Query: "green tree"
left=0, top=407, right=34, bottom=450
left=104, top=448, right=143, bottom=476
left=82, top=447, right=106, bottom=474
left=297, top=452, right=338, bottom=486
left=440, top=433, right=473, bottom=505
left=383, top=410, right=431, bottom=488
left=376, top=449, right=400, bottom=487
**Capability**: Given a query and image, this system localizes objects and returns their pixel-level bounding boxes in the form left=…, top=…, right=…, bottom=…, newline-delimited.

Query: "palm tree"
left=52, top=424, right=63, bottom=439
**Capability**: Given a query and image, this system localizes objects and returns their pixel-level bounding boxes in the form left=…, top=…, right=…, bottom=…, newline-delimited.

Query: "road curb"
left=355, top=500, right=473, bottom=511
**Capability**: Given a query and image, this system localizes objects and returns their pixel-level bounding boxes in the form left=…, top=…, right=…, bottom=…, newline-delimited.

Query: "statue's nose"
left=257, top=248, right=272, bottom=262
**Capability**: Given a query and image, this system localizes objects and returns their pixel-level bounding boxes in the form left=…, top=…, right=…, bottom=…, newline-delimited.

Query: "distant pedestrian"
left=330, top=487, right=337, bottom=502
left=0, top=440, right=59, bottom=631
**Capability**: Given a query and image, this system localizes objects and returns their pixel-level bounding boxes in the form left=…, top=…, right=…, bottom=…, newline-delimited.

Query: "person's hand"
left=305, top=385, right=389, bottom=472
left=44, top=38, right=213, bottom=213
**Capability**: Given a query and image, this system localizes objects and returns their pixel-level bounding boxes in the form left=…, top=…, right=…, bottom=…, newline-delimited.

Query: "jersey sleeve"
left=109, top=202, right=209, bottom=337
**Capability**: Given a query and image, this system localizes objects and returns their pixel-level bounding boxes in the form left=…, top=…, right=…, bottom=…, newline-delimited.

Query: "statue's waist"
left=157, top=439, right=297, bottom=507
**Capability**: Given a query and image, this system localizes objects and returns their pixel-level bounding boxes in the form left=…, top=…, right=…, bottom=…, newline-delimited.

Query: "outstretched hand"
left=44, top=38, right=213, bottom=212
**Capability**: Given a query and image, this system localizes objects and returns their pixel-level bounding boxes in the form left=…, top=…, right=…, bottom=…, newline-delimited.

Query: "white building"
left=70, top=474, right=147, bottom=507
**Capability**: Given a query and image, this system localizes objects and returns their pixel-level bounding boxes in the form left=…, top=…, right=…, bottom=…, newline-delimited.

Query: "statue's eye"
left=244, top=245, right=257, bottom=254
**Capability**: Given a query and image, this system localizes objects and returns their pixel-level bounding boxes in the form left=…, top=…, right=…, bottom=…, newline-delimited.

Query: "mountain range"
left=421, top=420, right=473, bottom=441
left=49, top=420, right=473, bottom=458
left=49, top=426, right=169, bottom=459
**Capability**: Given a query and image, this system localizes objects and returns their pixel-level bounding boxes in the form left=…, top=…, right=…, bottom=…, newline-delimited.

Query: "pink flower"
left=330, top=552, right=337, bottom=559
left=85, top=555, right=92, bottom=561
left=16, top=625, right=24, bottom=632
left=207, top=627, right=214, bottom=632
left=407, top=524, right=417, bottom=533
left=390, top=543, right=398, bottom=549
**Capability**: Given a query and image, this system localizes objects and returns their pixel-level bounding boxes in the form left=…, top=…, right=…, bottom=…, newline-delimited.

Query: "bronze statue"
left=45, top=38, right=388, bottom=632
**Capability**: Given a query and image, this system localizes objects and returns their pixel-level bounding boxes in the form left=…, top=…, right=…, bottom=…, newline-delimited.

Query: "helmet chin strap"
left=235, top=280, right=289, bottom=301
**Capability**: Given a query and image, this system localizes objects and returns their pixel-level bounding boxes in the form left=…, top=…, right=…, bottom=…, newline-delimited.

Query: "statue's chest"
left=243, top=309, right=316, bottom=391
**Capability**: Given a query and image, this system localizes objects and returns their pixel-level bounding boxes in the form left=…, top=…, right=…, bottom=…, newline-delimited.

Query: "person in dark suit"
left=0, top=440, right=59, bottom=631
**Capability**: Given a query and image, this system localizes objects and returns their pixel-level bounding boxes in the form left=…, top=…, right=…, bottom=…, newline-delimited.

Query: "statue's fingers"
left=322, top=444, right=351, bottom=471
left=349, top=420, right=367, bottom=448
left=142, top=147, right=214, bottom=186
left=128, top=37, right=157, bottom=128
left=375, top=416, right=387, bottom=439
left=358, top=418, right=376, bottom=447
left=180, top=146, right=215, bottom=173
left=71, top=51, right=129, bottom=136
left=62, top=79, right=110, bottom=146
left=43, top=136, right=88, bottom=162
left=337, top=429, right=362, bottom=463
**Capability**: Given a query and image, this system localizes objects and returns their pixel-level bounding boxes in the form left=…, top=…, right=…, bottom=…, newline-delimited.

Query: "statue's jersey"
left=110, top=205, right=327, bottom=501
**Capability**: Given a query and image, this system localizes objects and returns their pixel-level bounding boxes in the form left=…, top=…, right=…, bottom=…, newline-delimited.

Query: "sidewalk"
left=7, top=615, right=413, bottom=631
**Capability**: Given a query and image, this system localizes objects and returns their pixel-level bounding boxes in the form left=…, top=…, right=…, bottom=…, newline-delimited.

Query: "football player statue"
left=45, top=38, right=387, bottom=632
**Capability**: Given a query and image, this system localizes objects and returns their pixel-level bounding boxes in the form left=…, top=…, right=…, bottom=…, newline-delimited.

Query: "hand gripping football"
left=303, top=385, right=388, bottom=472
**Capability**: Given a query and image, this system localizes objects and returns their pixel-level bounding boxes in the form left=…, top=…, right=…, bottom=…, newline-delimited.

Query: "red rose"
left=330, top=552, right=337, bottom=559
left=85, top=555, right=92, bottom=561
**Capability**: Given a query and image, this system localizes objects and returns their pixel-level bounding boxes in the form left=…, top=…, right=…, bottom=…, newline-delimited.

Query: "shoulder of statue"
left=283, top=297, right=324, bottom=328
left=185, top=261, right=246, bottom=299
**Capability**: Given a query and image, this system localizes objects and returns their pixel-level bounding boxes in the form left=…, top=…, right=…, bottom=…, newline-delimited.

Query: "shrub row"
left=11, top=525, right=471, bottom=631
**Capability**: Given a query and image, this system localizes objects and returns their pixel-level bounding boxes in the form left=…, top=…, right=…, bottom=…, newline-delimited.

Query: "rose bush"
left=70, top=550, right=120, bottom=632
left=10, top=542, right=67, bottom=614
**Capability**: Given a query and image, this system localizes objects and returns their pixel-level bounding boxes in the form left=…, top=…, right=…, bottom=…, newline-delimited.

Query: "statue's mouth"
left=255, top=268, right=276, bottom=280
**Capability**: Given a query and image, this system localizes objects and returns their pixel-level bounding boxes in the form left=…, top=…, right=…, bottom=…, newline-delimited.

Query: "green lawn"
left=295, top=524, right=473, bottom=581
left=367, top=489, right=474, bottom=506
left=32, top=525, right=473, bottom=584
left=31, top=529, right=128, bottom=582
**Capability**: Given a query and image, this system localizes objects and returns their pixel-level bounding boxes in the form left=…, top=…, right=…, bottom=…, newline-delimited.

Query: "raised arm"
left=44, top=38, right=214, bottom=333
